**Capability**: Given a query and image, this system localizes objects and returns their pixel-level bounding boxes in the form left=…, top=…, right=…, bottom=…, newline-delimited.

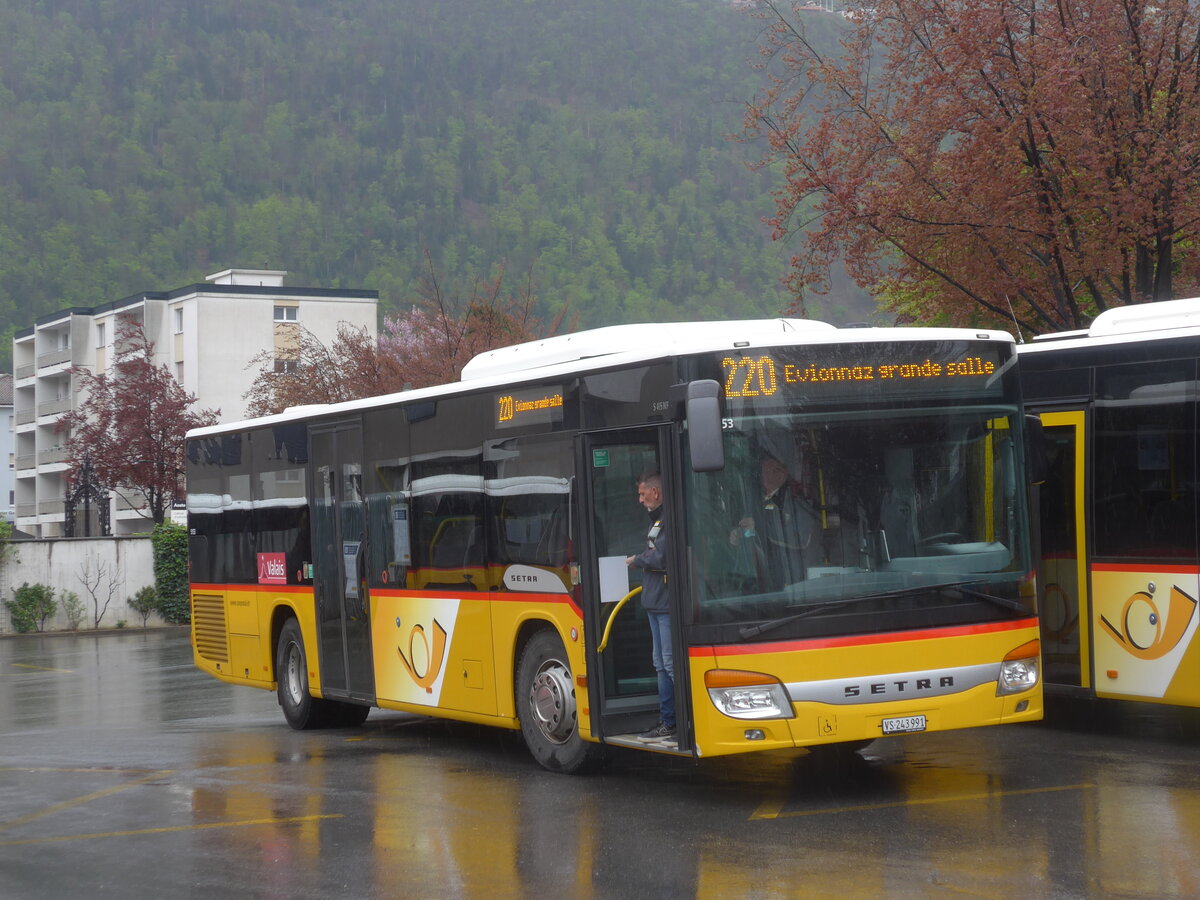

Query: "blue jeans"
left=646, top=610, right=675, bottom=729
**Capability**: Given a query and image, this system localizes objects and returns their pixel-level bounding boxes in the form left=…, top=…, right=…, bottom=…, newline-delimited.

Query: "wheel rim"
left=528, top=657, right=576, bottom=744
left=284, top=642, right=304, bottom=706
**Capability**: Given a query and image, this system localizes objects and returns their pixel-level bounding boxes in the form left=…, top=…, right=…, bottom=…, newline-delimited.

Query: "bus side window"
left=1094, top=361, right=1197, bottom=559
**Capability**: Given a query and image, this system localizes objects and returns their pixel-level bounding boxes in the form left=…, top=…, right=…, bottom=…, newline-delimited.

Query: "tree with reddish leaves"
left=59, top=321, right=219, bottom=525
left=242, top=321, right=407, bottom=417
left=244, top=255, right=571, bottom=416
left=743, top=1, right=1200, bottom=334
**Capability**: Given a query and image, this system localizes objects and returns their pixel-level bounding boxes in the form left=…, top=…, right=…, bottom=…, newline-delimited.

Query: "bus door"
left=310, top=420, right=376, bottom=703
left=1033, top=409, right=1090, bottom=691
left=579, top=428, right=691, bottom=750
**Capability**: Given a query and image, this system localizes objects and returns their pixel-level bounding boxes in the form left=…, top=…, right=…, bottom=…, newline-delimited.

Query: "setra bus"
left=186, top=318, right=1042, bottom=772
left=1020, top=298, right=1200, bottom=708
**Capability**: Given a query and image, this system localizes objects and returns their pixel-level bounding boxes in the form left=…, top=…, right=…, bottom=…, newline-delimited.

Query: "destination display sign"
left=716, top=342, right=1007, bottom=406
left=495, top=385, right=565, bottom=429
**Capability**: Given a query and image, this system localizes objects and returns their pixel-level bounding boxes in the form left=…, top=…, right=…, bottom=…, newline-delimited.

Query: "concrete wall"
left=0, top=536, right=162, bottom=633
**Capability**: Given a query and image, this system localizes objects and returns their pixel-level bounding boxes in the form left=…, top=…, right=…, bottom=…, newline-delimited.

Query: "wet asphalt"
left=2, top=629, right=1199, bottom=899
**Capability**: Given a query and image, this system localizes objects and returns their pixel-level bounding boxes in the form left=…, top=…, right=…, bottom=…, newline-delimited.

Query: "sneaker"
left=635, top=722, right=676, bottom=743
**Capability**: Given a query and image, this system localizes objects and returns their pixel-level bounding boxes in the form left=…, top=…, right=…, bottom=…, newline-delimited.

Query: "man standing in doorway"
left=626, top=471, right=675, bottom=746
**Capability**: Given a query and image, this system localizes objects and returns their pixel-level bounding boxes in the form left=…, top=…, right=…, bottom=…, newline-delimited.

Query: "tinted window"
left=1093, top=361, right=1197, bottom=560
left=186, top=433, right=254, bottom=584
left=250, top=424, right=311, bottom=585
left=409, top=395, right=487, bottom=591
left=362, top=406, right=411, bottom=590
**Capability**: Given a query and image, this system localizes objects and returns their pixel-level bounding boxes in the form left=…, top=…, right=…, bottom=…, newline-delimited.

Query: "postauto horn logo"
left=1099, top=582, right=1198, bottom=661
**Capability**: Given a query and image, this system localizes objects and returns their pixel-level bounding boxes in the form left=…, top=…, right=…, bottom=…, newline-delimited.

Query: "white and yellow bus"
left=1020, top=298, right=1200, bottom=708
left=187, top=318, right=1042, bottom=772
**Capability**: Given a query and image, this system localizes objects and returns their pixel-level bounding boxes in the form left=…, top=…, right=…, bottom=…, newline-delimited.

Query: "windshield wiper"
left=942, top=583, right=1031, bottom=615
left=737, top=595, right=882, bottom=640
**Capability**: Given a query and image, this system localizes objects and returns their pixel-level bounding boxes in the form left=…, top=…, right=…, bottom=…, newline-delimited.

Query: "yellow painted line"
left=0, top=767, right=163, bottom=774
left=0, top=814, right=344, bottom=846
left=0, top=770, right=174, bottom=831
left=5, top=663, right=75, bottom=674
left=751, top=782, right=1095, bottom=820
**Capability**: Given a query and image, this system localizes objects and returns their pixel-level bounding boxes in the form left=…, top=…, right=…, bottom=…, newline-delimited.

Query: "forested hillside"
left=0, top=0, right=858, bottom=368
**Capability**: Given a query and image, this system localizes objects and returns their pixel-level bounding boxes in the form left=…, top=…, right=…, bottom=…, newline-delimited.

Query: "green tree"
left=129, top=586, right=158, bottom=628
left=6, top=583, right=56, bottom=634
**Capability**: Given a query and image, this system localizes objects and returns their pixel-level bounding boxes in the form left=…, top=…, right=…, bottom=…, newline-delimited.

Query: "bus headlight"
left=705, top=669, right=795, bottom=720
left=997, top=639, right=1040, bottom=696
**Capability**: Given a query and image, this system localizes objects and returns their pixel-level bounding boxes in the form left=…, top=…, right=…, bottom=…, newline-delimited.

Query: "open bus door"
left=578, top=427, right=693, bottom=753
left=1032, top=409, right=1091, bottom=692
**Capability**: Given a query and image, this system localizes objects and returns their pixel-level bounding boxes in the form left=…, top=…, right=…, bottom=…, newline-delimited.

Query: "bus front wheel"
left=516, top=630, right=597, bottom=774
left=276, top=619, right=330, bottom=730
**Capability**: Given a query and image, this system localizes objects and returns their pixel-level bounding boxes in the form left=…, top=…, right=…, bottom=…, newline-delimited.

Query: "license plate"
left=881, top=714, right=927, bottom=735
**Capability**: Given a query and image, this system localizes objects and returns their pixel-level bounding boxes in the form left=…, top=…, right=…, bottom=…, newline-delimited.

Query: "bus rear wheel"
left=276, top=619, right=332, bottom=730
left=516, top=630, right=598, bottom=774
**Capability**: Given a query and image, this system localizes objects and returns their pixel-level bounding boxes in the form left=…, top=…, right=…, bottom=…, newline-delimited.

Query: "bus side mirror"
left=1024, top=413, right=1048, bottom=485
left=686, top=379, right=725, bottom=472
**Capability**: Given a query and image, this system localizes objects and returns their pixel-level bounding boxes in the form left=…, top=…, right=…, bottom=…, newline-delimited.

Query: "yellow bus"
left=187, top=319, right=1042, bottom=772
left=1020, top=298, right=1200, bottom=708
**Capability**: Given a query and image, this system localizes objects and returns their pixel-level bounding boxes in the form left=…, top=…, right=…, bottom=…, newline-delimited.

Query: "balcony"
left=15, top=362, right=35, bottom=380
left=37, top=347, right=73, bottom=369
left=15, top=407, right=35, bottom=426
left=115, top=492, right=148, bottom=512
left=37, top=446, right=71, bottom=466
left=37, top=397, right=73, bottom=418
left=15, top=453, right=35, bottom=471
left=37, top=499, right=66, bottom=516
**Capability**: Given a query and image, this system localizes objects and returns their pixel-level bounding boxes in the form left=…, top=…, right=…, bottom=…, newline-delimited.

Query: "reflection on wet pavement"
left=2, top=630, right=1199, bottom=898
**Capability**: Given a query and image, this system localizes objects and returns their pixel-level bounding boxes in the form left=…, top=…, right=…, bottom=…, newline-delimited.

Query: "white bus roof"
left=189, top=318, right=1016, bottom=438
left=458, top=318, right=834, bottom=381
left=1023, top=296, right=1200, bottom=352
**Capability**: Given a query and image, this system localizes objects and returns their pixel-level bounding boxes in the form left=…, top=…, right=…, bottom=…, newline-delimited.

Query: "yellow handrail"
left=597, top=586, right=642, bottom=652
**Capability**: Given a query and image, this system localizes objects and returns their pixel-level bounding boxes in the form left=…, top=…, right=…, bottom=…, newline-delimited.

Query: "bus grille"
left=192, top=594, right=229, bottom=662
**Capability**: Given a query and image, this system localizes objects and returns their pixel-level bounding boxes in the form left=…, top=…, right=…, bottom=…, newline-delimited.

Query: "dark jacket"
left=631, top=507, right=669, bottom=612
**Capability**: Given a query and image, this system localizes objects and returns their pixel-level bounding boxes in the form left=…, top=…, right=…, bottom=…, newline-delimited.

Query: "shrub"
left=60, top=590, right=86, bottom=630
left=152, top=522, right=190, bottom=624
left=6, top=583, right=57, bottom=633
left=129, top=585, right=157, bottom=627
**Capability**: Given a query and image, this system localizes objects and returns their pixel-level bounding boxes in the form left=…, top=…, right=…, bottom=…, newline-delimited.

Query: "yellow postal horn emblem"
left=397, top=618, right=449, bottom=692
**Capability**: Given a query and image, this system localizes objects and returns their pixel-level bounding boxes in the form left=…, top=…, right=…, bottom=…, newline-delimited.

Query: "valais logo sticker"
left=256, top=552, right=288, bottom=585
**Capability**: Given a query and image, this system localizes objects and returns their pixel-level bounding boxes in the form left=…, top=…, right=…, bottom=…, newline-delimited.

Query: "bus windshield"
left=686, top=403, right=1033, bottom=639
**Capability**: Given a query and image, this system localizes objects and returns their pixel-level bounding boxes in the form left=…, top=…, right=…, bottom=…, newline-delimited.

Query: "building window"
left=274, top=306, right=298, bottom=322
left=96, top=323, right=105, bottom=347
left=274, top=358, right=299, bottom=374
left=174, top=308, right=184, bottom=333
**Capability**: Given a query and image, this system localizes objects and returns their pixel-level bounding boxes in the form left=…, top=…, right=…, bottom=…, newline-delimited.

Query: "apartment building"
left=0, top=375, right=12, bottom=523
left=12, top=269, right=378, bottom=538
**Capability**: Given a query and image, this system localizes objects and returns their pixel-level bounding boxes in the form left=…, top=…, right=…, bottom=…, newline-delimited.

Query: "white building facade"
left=0, top=374, right=13, bottom=522
left=12, top=269, right=377, bottom=538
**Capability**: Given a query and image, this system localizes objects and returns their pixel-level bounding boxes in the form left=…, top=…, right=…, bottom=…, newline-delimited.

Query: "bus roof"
left=1023, top=296, right=1200, bottom=352
left=458, top=318, right=834, bottom=381
left=188, top=318, right=1016, bottom=438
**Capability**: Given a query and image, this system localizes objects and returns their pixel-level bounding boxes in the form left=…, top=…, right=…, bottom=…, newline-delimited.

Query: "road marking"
left=0, top=769, right=174, bottom=831
left=0, top=814, right=344, bottom=846
left=4, top=663, right=75, bottom=674
left=750, top=782, right=1096, bottom=820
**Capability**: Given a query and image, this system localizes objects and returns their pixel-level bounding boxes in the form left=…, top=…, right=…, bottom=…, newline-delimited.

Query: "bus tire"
left=516, top=629, right=597, bottom=774
left=276, top=618, right=330, bottom=730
